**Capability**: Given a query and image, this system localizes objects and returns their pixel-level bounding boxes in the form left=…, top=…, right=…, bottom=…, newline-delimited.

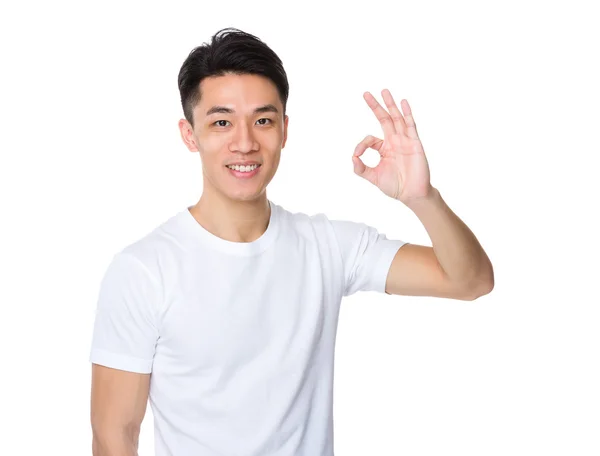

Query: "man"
left=89, top=27, right=494, bottom=456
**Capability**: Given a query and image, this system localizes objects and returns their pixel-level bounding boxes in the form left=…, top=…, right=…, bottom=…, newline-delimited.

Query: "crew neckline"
left=180, top=200, right=280, bottom=256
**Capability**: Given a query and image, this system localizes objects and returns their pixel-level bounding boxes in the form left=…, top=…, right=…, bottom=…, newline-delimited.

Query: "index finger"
left=363, top=91, right=396, bottom=138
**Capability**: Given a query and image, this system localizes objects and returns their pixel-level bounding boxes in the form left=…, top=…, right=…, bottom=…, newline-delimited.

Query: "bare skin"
left=91, top=73, right=290, bottom=453
left=91, top=365, right=150, bottom=455
left=178, top=73, right=289, bottom=243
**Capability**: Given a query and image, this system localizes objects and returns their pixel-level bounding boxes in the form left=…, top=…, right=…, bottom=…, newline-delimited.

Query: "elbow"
left=467, top=281, right=494, bottom=301
left=467, top=266, right=495, bottom=301
left=92, top=423, right=140, bottom=455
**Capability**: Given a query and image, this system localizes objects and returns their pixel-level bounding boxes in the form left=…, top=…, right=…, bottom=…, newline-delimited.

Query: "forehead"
left=196, top=73, right=281, bottom=114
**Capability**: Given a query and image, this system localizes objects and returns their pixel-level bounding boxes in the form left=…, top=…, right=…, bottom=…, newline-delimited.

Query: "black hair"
left=177, top=27, right=289, bottom=128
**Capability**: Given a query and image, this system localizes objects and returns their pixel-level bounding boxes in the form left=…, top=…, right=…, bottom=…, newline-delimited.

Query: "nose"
left=229, top=122, right=259, bottom=153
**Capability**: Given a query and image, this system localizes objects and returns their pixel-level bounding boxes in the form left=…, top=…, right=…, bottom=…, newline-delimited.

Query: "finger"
left=363, top=91, right=396, bottom=138
left=400, top=99, right=419, bottom=140
left=352, top=155, right=377, bottom=186
left=353, top=135, right=384, bottom=157
left=381, top=89, right=407, bottom=134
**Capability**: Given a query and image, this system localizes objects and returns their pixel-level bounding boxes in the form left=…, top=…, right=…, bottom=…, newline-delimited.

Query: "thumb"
left=352, top=155, right=377, bottom=185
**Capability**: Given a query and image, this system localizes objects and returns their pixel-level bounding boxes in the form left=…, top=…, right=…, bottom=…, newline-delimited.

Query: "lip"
left=225, top=162, right=262, bottom=166
left=226, top=164, right=262, bottom=179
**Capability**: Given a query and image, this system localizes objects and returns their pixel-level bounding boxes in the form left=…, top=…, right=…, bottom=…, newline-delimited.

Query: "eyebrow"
left=205, top=104, right=279, bottom=116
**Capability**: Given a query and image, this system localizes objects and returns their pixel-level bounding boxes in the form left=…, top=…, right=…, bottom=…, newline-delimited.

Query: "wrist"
left=401, top=186, right=440, bottom=211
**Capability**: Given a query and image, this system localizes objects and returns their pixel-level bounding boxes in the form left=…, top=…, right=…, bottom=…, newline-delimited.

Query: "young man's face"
left=179, top=73, right=289, bottom=203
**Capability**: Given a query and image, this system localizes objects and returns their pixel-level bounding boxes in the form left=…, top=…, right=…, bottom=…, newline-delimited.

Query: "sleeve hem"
left=373, top=240, right=409, bottom=293
left=89, top=348, right=153, bottom=374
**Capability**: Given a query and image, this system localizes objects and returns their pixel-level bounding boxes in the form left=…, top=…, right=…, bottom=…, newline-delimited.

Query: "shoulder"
left=274, top=202, right=376, bottom=241
left=274, top=202, right=361, bottom=230
left=111, top=209, right=189, bottom=285
left=274, top=203, right=350, bottom=243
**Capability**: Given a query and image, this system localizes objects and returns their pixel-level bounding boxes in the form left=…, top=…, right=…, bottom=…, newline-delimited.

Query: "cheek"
left=200, top=133, right=224, bottom=149
left=261, top=130, right=284, bottom=148
left=198, top=136, right=228, bottom=159
left=199, top=130, right=283, bottom=159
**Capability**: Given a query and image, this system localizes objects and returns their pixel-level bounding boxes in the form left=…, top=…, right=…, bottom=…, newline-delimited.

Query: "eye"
left=212, top=118, right=273, bottom=128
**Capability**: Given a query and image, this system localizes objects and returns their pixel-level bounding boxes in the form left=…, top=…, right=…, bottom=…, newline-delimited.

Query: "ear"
left=178, top=118, right=199, bottom=152
left=282, top=115, right=289, bottom=149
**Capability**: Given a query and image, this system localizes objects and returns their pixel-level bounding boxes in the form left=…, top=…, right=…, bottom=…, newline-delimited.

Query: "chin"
left=221, top=167, right=275, bottom=201
left=224, top=188, right=267, bottom=203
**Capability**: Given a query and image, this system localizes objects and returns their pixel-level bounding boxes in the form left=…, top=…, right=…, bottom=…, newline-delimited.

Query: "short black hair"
left=178, top=28, right=289, bottom=128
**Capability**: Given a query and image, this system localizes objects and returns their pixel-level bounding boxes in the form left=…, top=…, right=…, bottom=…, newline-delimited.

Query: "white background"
left=1, top=0, right=598, bottom=454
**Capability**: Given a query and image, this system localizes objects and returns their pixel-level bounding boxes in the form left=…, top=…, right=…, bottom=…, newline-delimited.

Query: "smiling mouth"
left=225, top=164, right=262, bottom=179
left=225, top=164, right=261, bottom=172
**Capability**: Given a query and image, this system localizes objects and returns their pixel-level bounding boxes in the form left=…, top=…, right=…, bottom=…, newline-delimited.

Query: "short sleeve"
left=89, top=252, right=161, bottom=373
left=330, top=220, right=407, bottom=297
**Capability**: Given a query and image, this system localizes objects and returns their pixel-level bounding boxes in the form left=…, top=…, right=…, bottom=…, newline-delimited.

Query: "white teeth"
left=227, top=164, right=259, bottom=172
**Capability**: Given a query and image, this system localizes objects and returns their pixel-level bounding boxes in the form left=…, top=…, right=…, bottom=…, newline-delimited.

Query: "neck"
left=189, top=190, right=271, bottom=243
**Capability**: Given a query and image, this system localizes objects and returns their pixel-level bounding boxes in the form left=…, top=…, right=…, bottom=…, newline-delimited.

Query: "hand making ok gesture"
left=353, top=89, right=434, bottom=205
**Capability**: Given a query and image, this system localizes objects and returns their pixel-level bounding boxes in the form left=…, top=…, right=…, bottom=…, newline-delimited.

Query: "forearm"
left=405, top=186, right=494, bottom=292
left=92, top=428, right=139, bottom=456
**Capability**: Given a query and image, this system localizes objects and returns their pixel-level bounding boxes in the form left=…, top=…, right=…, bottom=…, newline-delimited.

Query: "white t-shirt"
left=89, top=200, right=406, bottom=456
